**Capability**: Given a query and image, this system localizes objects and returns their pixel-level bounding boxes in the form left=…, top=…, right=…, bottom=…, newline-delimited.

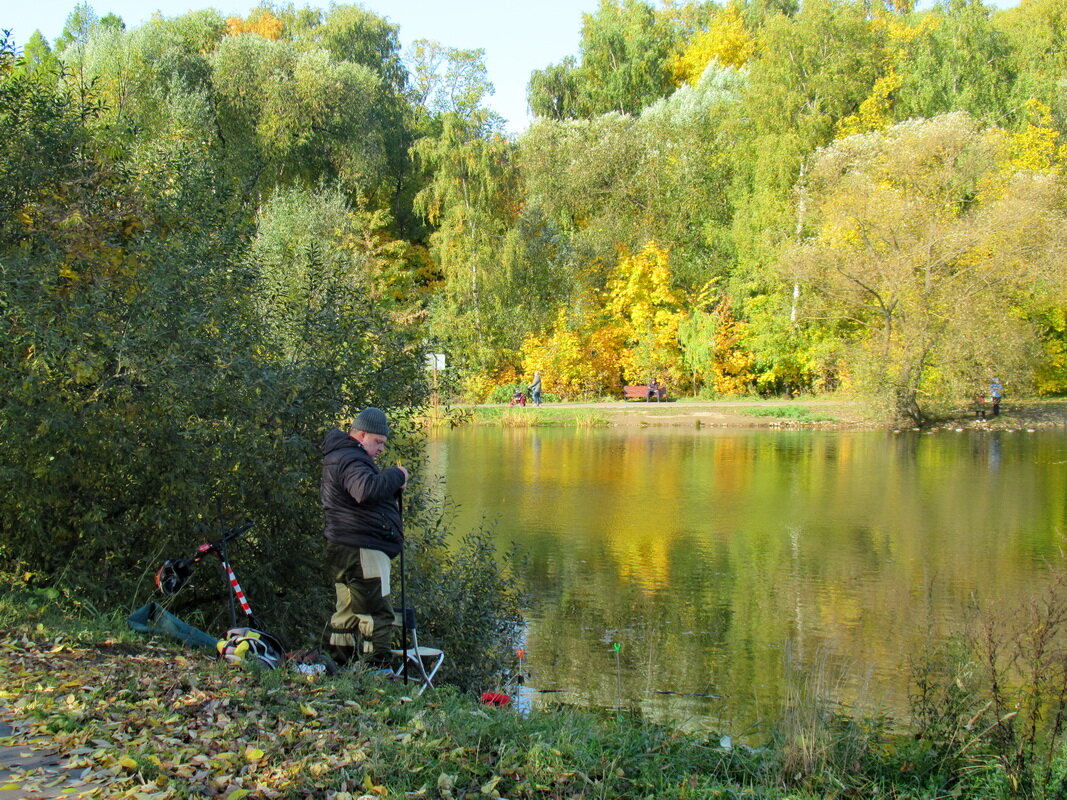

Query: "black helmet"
left=154, top=558, right=194, bottom=596
left=216, top=627, right=284, bottom=670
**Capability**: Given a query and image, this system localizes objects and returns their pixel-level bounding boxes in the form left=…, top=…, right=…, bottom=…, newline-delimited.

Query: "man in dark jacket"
left=321, top=407, right=408, bottom=668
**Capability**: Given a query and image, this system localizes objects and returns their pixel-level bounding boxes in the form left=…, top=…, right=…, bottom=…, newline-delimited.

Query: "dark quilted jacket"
left=320, top=428, right=405, bottom=557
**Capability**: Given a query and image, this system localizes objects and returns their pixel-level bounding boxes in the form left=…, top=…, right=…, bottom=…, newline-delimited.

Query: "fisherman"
left=320, top=407, right=408, bottom=669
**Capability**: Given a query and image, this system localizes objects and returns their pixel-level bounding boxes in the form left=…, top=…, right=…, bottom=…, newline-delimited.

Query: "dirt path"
left=559, top=398, right=871, bottom=428
left=487, top=398, right=1067, bottom=430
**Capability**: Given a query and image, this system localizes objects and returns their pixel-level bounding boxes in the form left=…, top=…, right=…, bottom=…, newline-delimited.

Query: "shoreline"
left=436, top=398, right=1067, bottom=431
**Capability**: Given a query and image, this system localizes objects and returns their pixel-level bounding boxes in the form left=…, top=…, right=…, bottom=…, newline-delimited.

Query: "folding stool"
left=390, top=607, right=444, bottom=695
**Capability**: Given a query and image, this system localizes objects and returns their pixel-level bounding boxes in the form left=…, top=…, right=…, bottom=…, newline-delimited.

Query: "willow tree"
left=787, top=112, right=1067, bottom=423
left=521, top=64, right=743, bottom=292
left=895, top=0, right=1017, bottom=125
left=412, top=108, right=525, bottom=388
left=528, top=0, right=678, bottom=119
left=728, top=0, right=884, bottom=277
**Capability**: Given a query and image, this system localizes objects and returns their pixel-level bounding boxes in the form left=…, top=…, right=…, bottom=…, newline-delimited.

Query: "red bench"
left=623, top=384, right=667, bottom=401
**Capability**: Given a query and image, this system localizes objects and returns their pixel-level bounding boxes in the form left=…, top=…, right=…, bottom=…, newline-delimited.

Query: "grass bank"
left=0, top=580, right=789, bottom=800
left=6, top=577, right=1067, bottom=799
left=423, top=405, right=613, bottom=428
left=420, top=398, right=1067, bottom=431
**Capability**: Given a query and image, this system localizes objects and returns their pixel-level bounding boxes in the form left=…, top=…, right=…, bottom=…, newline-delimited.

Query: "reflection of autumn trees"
left=432, top=428, right=1067, bottom=725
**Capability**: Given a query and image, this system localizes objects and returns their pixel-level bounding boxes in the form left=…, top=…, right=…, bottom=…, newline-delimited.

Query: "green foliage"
left=896, top=0, right=1018, bottom=125
left=0, top=36, right=82, bottom=243
left=17, top=0, right=1067, bottom=419
left=522, top=64, right=743, bottom=298
left=1034, top=305, right=1067, bottom=395
left=68, top=6, right=416, bottom=226
left=997, top=0, right=1067, bottom=129
left=405, top=39, right=495, bottom=119
left=529, top=0, right=678, bottom=119
left=404, top=519, right=525, bottom=693
left=56, top=2, right=101, bottom=52
left=900, top=577, right=1067, bottom=799
left=678, top=307, right=720, bottom=391
left=248, top=184, right=419, bottom=368
left=788, top=113, right=1067, bottom=423
left=17, top=31, right=60, bottom=83
left=211, top=36, right=383, bottom=194
left=486, top=383, right=532, bottom=404
left=316, top=4, right=407, bottom=93
left=0, top=29, right=426, bottom=648
left=413, top=109, right=532, bottom=384
left=739, top=405, right=835, bottom=422
left=527, top=56, right=583, bottom=120
left=728, top=0, right=883, bottom=277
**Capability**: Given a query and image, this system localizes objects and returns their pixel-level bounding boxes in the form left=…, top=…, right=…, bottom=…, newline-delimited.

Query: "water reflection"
left=427, top=427, right=1067, bottom=733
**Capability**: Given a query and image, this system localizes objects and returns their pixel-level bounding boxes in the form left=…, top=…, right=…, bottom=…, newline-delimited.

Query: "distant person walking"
left=528, top=371, right=542, bottom=407
left=990, top=377, right=1004, bottom=417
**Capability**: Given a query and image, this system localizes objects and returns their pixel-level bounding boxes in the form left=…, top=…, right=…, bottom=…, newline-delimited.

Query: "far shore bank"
left=426, top=397, right=1067, bottom=431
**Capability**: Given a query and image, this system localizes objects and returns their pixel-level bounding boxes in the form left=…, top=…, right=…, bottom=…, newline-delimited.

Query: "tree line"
left=2, top=0, right=1066, bottom=623
left=486, top=0, right=1067, bottom=423
left=13, top=0, right=1067, bottom=424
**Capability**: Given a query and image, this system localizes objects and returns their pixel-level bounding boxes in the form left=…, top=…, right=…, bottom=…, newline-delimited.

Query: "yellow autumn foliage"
left=227, top=11, right=284, bottom=40
left=837, top=68, right=903, bottom=137
left=1007, top=99, right=1062, bottom=174
left=606, top=241, right=686, bottom=386
left=709, top=298, right=756, bottom=395
left=671, top=3, right=754, bottom=86
left=1036, top=306, right=1067, bottom=395
left=519, top=308, right=623, bottom=399
left=461, top=371, right=509, bottom=404
left=513, top=242, right=694, bottom=398
left=837, top=14, right=935, bottom=137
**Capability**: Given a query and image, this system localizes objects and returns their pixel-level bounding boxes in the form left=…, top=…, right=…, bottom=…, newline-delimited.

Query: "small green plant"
left=468, top=406, right=609, bottom=428
left=487, top=383, right=529, bottom=404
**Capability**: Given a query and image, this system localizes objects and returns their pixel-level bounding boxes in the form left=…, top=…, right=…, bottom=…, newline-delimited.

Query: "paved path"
left=0, top=717, right=97, bottom=799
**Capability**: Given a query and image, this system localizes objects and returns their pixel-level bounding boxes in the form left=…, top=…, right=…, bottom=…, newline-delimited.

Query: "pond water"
left=425, top=426, right=1067, bottom=733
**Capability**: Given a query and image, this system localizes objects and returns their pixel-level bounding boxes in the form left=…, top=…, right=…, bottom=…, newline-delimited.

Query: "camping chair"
left=390, top=606, right=444, bottom=695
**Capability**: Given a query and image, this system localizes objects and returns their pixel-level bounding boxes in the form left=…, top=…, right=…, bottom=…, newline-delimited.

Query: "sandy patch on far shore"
left=485, top=399, right=1067, bottom=431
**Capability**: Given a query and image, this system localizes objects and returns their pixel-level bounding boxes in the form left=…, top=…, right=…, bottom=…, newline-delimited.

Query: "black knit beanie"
left=351, top=407, right=391, bottom=437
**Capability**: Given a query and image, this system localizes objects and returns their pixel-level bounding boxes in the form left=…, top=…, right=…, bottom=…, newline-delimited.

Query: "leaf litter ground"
left=0, top=632, right=422, bottom=800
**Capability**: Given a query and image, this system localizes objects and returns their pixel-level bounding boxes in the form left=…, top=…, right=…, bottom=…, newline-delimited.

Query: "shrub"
left=401, top=497, right=526, bottom=694
left=902, top=575, right=1067, bottom=799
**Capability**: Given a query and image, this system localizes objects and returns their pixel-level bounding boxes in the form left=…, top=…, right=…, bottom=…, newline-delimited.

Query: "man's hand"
left=396, top=464, right=409, bottom=489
